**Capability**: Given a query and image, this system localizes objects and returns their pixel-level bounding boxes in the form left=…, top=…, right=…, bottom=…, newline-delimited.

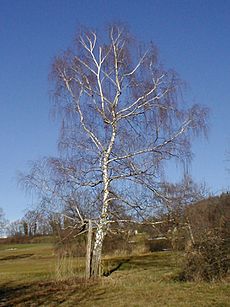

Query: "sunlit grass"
left=0, top=243, right=229, bottom=306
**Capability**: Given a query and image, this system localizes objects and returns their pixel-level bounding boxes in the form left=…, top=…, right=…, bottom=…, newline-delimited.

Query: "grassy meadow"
left=0, top=242, right=229, bottom=306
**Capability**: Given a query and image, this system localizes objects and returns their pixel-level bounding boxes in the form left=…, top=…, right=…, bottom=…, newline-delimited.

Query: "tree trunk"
left=186, top=218, right=195, bottom=245
left=90, top=152, right=111, bottom=277
left=85, top=219, right=92, bottom=279
left=90, top=218, right=107, bottom=277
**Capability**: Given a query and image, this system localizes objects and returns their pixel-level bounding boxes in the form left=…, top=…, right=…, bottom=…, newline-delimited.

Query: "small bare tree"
left=22, top=24, right=208, bottom=277
left=156, top=176, right=209, bottom=248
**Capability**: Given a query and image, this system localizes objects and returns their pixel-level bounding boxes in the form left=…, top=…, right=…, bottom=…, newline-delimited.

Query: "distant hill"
left=185, top=192, right=230, bottom=239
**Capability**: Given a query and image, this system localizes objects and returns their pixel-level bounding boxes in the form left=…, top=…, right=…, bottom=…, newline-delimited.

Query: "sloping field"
left=0, top=243, right=229, bottom=306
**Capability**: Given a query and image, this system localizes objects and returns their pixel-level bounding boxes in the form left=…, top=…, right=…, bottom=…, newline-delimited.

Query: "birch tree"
left=27, top=24, right=207, bottom=277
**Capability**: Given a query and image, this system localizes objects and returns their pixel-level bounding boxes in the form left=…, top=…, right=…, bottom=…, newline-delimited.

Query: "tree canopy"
left=21, top=24, right=208, bottom=276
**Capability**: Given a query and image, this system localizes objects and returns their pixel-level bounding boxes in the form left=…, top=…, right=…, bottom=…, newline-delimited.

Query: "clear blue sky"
left=1, top=0, right=229, bottom=221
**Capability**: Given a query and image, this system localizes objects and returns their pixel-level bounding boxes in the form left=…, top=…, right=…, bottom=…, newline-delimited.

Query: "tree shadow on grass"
left=0, top=284, right=31, bottom=307
left=102, top=252, right=176, bottom=275
left=0, top=279, right=97, bottom=306
left=103, top=261, right=126, bottom=276
left=0, top=253, right=34, bottom=261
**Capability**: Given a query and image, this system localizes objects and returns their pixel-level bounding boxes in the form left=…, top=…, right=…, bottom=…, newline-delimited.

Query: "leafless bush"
left=102, top=232, right=133, bottom=256
left=180, top=230, right=229, bottom=282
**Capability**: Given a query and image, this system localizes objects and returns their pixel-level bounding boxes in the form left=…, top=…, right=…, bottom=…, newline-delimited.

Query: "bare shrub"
left=180, top=230, right=229, bottom=282
left=102, top=233, right=133, bottom=256
left=148, top=238, right=171, bottom=252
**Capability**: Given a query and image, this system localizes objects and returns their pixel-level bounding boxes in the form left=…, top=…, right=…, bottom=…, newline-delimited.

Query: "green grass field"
left=0, top=243, right=229, bottom=306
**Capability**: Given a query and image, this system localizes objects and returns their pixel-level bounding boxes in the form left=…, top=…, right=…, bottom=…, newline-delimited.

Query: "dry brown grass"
left=0, top=243, right=229, bottom=306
